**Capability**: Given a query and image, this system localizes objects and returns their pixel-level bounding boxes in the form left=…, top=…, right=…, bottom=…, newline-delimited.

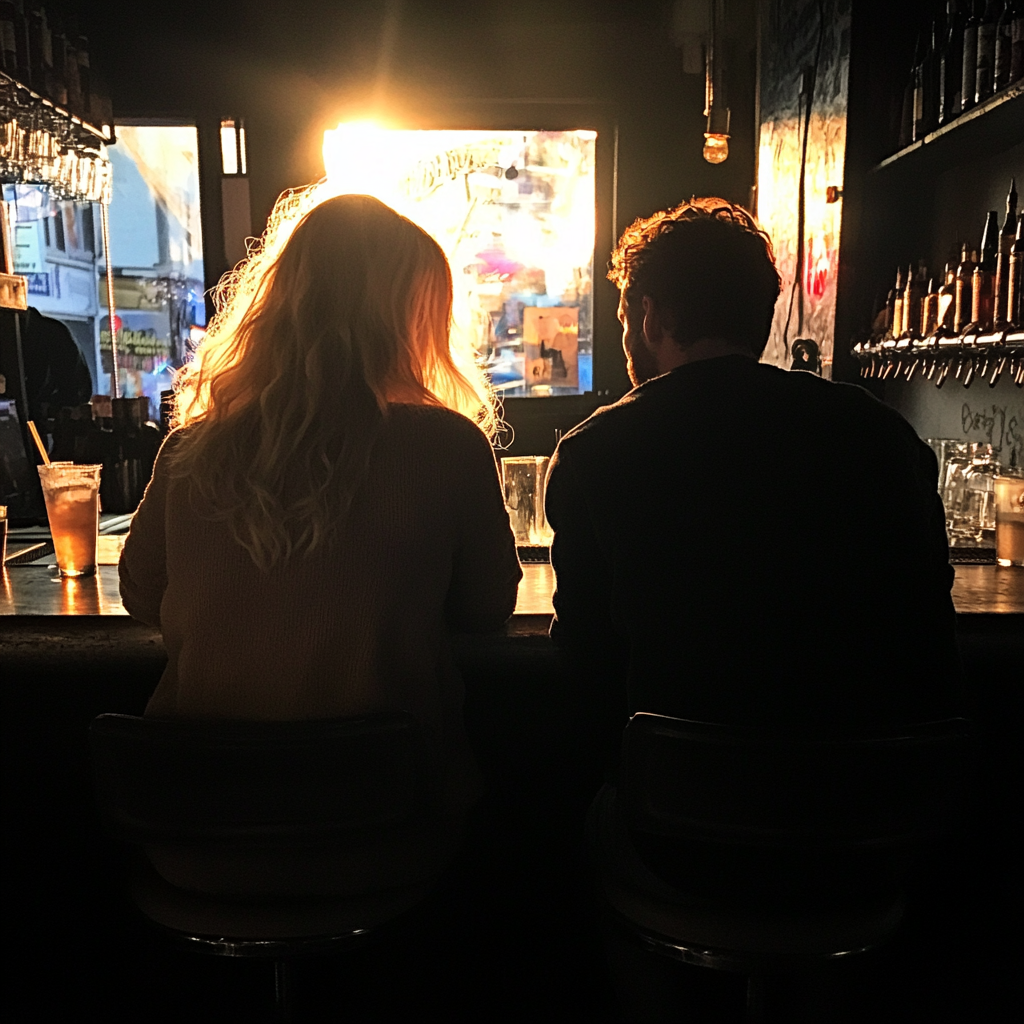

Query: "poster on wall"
left=523, top=307, right=579, bottom=389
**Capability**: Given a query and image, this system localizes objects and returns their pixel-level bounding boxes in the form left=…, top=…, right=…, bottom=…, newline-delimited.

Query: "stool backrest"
left=90, top=712, right=431, bottom=843
left=621, top=713, right=971, bottom=849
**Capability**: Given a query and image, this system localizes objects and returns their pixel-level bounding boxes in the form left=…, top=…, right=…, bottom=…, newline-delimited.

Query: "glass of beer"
left=501, top=456, right=554, bottom=546
left=994, top=474, right=1024, bottom=567
left=37, top=463, right=102, bottom=577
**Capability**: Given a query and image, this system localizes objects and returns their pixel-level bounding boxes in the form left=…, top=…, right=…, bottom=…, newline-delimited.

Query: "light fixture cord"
left=782, top=0, right=826, bottom=356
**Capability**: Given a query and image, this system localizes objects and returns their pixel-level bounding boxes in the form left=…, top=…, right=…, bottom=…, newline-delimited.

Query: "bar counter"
left=2, top=560, right=1023, bottom=623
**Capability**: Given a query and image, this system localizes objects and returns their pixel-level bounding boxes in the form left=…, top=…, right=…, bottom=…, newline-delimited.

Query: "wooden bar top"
left=1, top=560, right=1022, bottom=620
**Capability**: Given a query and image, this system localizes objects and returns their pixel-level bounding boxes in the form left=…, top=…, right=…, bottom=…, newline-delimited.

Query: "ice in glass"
left=37, top=463, right=102, bottom=577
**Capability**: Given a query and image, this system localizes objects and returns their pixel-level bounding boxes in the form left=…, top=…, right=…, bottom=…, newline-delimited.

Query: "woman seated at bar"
left=118, top=191, right=522, bottom=893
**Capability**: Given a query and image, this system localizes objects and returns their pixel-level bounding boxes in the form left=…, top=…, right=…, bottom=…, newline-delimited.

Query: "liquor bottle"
left=0, top=1, right=17, bottom=74
left=26, top=4, right=47, bottom=95
left=940, top=1, right=966, bottom=121
left=1011, top=0, right=1024, bottom=82
left=904, top=263, right=926, bottom=337
left=938, top=262, right=957, bottom=329
left=914, top=21, right=941, bottom=139
left=75, top=34, right=90, bottom=122
left=962, top=0, right=981, bottom=110
left=1007, top=216, right=1023, bottom=324
left=955, top=244, right=976, bottom=331
left=11, top=0, right=27, bottom=85
left=63, top=35, right=81, bottom=116
left=975, top=0, right=1001, bottom=103
left=893, top=267, right=905, bottom=336
left=880, top=287, right=894, bottom=336
left=899, top=36, right=919, bottom=148
left=994, top=177, right=1018, bottom=326
left=49, top=24, right=66, bottom=107
left=972, top=211, right=999, bottom=328
left=922, top=278, right=940, bottom=335
left=995, top=0, right=1015, bottom=86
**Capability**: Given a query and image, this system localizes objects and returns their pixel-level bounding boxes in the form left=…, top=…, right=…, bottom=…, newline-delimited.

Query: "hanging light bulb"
left=703, top=0, right=731, bottom=164
left=703, top=133, right=729, bottom=164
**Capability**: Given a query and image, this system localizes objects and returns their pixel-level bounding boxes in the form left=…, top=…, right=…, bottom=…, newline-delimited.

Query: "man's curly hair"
left=608, top=198, right=781, bottom=356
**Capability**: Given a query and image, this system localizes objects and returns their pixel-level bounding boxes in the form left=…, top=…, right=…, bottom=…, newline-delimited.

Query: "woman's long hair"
left=170, top=190, right=499, bottom=570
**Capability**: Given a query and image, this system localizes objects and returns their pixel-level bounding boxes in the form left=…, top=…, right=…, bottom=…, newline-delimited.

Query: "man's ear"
left=641, top=296, right=666, bottom=351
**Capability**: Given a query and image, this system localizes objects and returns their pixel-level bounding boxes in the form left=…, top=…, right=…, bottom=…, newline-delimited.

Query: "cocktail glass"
left=37, top=463, right=102, bottom=577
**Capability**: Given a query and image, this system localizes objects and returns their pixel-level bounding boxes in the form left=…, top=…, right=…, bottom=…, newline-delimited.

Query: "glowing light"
left=321, top=123, right=598, bottom=397
left=703, top=133, right=730, bottom=164
left=220, top=120, right=238, bottom=175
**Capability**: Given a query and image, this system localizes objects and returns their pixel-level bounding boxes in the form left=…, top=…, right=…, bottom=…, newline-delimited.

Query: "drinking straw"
left=27, top=420, right=50, bottom=466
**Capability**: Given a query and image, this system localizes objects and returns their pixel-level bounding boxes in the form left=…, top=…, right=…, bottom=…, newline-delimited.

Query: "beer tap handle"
left=935, top=360, right=950, bottom=388
left=962, top=357, right=975, bottom=388
left=989, top=356, right=1007, bottom=387
left=905, top=357, right=920, bottom=381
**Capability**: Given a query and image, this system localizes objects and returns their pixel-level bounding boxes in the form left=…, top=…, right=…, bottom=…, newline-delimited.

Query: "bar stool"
left=91, top=711, right=460, bottom=1021
left=587, top=713, right=971, bottom=1022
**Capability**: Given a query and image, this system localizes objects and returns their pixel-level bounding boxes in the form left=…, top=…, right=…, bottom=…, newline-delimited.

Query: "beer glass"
left=37, top=462, right=102, bottom=577
left=994, top=475, right=1024, bottom=567
left=501, top=456, right=554, bottom=546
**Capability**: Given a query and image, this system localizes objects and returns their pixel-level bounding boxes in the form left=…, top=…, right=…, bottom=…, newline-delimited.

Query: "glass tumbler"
left=501, top=456, right=554, bottom=546
left=37, top=462, right=102, bottom=577
left=946, top=444, right=1000, bottom=546
left=994, top=475, right=1024, bottom=567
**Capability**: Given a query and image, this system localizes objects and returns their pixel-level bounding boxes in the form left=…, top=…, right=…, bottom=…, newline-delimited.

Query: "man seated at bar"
left=118, top=192, right=521, bottom=894
left=546, top=198, right=961, bottom=752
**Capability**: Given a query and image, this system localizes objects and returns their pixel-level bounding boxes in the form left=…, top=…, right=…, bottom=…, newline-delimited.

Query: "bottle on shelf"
left=962, top=0, right=981, bottom=111
left=922, top=278, right=940, bottom=335
left=938, top=262, right=957, bottom=329
left=975, top=0, right=1001, bottom=103
left=940, top=0, right=966, bottom=122
left=26, top=4, right=48, bottom=96
left=63, top=34, right=81, bottom=116
left=995, top=0, right=1015, bottom=86
left=0, top=1, right=17, bottom=75
left=972, top=210, right=999, bottom=329
left=914, top=20, right=941, bottom=139
left=899, top=34, right=920, bottom=148
left=955, top=243, right=977, bottom=331
left=76, top=34, right=90, bottom=122
left=904, top=263, right=927, bottom=337
left=1007, top=216, right=1023, bottom=325
left=893, top=267, right=906, bottom=336
left=1010, top=0, right=1024, bottom=83
left=49, top=23, right=66, bottom=107
left=995, top=177, right=1018, bottom=326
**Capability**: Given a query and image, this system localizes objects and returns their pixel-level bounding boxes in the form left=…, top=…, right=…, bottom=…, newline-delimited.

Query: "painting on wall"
left=756, top=0, right=851, bottom=375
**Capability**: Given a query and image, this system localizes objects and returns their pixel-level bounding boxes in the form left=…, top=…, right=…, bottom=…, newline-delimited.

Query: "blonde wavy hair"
left=170, top=189, right=499, bottom=570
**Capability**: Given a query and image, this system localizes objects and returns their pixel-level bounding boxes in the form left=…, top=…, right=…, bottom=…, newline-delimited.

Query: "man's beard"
left=626, top=343, right=660, bottom=387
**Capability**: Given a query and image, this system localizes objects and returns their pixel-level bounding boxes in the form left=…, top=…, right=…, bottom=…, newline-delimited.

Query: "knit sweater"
left=119, top=404, right=522, bottom=812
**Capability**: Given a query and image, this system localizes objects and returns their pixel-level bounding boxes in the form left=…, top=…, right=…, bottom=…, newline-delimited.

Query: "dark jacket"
left=545, top=355, right=961, bottom=737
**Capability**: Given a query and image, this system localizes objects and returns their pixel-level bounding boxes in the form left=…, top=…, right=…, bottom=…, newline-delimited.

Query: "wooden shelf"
left=872, top=80, right=1024, bottom=177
